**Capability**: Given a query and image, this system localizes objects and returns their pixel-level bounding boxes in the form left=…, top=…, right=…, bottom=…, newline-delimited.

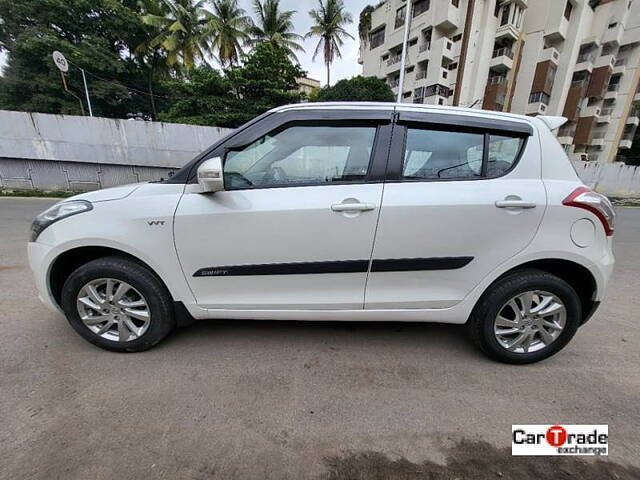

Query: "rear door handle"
left=495, top=200, right=536, bottom=209
left=331, top=202, right=376, bottom=212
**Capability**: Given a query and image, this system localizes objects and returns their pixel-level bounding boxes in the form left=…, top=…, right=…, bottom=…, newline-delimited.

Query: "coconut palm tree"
left=207, top=0, right=252, bottom=68
left=306, top=0, right=354, bottom=87
left=249, top=0, right=304, bottom=61
left=140, top=0, right=213, bottom=69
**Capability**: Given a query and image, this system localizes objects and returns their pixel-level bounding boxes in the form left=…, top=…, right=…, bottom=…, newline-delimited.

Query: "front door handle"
left=331, top=202, right=376, bottom=212
left=495, top=199, right=536, bottom=209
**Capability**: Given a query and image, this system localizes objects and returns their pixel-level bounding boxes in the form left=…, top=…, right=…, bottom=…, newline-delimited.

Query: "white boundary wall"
left=572, top=161, right=640, bottom=198
left=0, top=110, right=231, bottom=191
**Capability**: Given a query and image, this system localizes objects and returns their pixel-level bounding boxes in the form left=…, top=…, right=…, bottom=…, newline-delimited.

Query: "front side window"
left=223, top=125, right=377, bottom=189
left=401, top=128, right=525, bottom=180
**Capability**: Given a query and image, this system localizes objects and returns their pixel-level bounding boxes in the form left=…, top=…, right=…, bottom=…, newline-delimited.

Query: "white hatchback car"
left=28, top=103, right=615, bottom=363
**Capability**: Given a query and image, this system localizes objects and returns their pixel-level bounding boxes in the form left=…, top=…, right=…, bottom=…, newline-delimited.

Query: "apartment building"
left=358, top=0, right=640, bottom=162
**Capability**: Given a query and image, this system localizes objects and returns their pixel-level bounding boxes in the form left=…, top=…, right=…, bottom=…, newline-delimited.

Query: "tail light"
left=563, top=187, right=615, bottom=236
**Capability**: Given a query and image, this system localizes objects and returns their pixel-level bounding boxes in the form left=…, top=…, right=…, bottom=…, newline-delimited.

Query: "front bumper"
left=27, top=241, right=62, bottom=314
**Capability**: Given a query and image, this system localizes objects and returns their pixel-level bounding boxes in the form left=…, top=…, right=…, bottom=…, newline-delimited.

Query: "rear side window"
left=401, top=127, right=525, bottom=181
left=403, top=129, right=484, bottom=179
left=487, top=135, right=525, bottom=178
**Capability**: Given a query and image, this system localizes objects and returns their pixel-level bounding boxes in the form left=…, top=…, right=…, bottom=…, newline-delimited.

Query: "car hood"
left=67, top=183, right=145, bottom=203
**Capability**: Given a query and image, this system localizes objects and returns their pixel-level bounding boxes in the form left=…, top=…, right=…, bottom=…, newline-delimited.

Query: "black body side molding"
left=193, top=257, right=473, bottom=277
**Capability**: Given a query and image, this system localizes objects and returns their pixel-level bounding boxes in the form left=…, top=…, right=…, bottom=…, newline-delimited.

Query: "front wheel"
left=61, top=256, right=175, bottom=352
left=469, top=269, right=582, bottom=364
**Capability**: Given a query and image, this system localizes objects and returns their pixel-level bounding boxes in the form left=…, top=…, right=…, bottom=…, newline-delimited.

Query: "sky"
left=0, top=0, right=365, bottom=83
left=237, top=0, right=364, bottom=84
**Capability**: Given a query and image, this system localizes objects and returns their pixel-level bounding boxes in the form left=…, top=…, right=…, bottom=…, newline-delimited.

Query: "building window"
left=452, top=34, right=462, bottom=42
left=608, top=21, right=618, bottom=29
left=448, top=62, right=458, bottom=70
left=564, top=1, right=573, bottom=20
left=494, top=1, right=501, bottom=17
left=452, top=0, right=459, bottom=7
left=413, top=0, right=430, bottom=17
left=369, top=27, right=385, bottom=49
left=395, top=5, right=407, bottom=29
left=409, top=38, right=418, bottom=46
left=500, top=5, right=510, bottom=26
left=545, top=63, right=558, bottom=93
left=529, top=92, right=551, bottom=105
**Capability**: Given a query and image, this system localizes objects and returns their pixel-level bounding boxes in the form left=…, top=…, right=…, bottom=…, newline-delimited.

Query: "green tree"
left=208, top=0, right=251, bottom=68
left=141, top=0, right=213, bottom=69
left=313, top=76, right=394, bottom=102
left=0, top=0, right=160, bottom=117
left=249, top=0, right=304, bottom=62
left=160, top=42, right=305, bottom=127
left=306, top=0, right=354, bottom=87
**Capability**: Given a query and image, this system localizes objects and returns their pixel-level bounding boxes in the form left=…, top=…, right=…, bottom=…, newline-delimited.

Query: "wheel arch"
left=483, top=258, right=598, bottom=324
left=48, top=246, right=197, bottom=327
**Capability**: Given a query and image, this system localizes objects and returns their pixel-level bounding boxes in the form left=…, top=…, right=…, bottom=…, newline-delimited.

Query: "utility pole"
left=80, top=68, right=93, bottom=117
left=396, top=1, right=413, bottom=103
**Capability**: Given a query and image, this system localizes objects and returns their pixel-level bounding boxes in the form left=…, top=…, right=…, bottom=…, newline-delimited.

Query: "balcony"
left=557, top=125, right=575, bottom=145
left=582, top=105, right=601, bottom=118
left=419, top=43, right=430, bottom=54
left=389, top=78, right=400, bottom=89
left=595, top=53, right=616, bottom=69
left=613, top=57, right=627, bottom=74
left=603, top=21, right=625, bottom=45
left=490, top=47, right=514, bottom=73
left=627, top=109, right=640, bottom=127
left=544, top=5, right=569, bottom=42
left=431, top=37, right=455, bottom=63
left=619, top=136, right=633, bottom=149
left=598, top=107, right=613, bottom=123
left=605, top=83, right=619, bottom=100
left=540, top=46, right=560, bottom=65
left=488, top=75, right=508, bottom=86
left=434, top=0, right=460, bottom=33
left=387, top=55, right=402, bottom=67
left=575, top=51, right=596, bottom=73
left=496, top=23, right=520, bottom=43
left=590, top=130, right=605, bottom=147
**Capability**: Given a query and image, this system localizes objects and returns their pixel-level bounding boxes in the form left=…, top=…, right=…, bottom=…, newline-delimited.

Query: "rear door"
left=365, top=110, right=546, bottom=309
left=174, top=108, right=394, bottom=310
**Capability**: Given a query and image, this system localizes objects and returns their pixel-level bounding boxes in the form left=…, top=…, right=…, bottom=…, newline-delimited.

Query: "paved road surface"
left=1, top=198, right=638, bottom=479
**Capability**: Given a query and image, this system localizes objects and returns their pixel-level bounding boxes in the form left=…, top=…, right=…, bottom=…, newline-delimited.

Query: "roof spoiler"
left=538, top=116, right=568, bottom=131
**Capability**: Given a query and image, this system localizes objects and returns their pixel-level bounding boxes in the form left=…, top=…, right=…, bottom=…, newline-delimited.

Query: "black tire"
left=469, top=269, right=582, bottom=364
left=61, top=256, right=175, bottom=352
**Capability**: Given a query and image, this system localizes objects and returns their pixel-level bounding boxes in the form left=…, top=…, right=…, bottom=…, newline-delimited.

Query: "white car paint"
left=28, top=103, right=615, bottom=326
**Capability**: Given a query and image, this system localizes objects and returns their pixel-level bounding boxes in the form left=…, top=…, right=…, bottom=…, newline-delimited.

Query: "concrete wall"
left=0, top=110, right=232, bottom=191
left=573, top=161, right=640, bottom=198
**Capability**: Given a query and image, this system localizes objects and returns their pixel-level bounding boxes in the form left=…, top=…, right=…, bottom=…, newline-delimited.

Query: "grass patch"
left=0, top=189, right=79, bottom=198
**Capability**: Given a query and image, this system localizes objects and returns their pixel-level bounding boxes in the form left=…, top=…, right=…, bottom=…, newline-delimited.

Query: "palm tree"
left=249, top=0, right=304, bottom=61
left=207, top=0, right=252, bottom=68
left=140, top=0, right=213, bottom=69
left=306, top=0, right=354, bottom=87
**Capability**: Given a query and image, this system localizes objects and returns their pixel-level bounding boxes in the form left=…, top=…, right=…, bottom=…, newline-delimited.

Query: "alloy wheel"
left=493, top=290, right=566, bottom=354
left=76, top=278, right=151, bottom=342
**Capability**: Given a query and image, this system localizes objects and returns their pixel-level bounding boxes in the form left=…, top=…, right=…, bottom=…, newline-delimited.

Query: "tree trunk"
left=326, top=62, right=330, bottom=87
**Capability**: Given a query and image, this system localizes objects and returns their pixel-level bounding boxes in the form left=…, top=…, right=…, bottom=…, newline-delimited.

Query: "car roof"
left=272, top=102, right=539, bottom=136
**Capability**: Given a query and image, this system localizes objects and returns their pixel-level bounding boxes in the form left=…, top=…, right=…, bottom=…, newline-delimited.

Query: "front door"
left=174, top=114, right=392, bottom=310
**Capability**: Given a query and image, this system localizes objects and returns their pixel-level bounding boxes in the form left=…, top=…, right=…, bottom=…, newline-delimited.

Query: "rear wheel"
left=469, top=269, right=582, bottom=364
left=61, top=256, right=175, bottom=352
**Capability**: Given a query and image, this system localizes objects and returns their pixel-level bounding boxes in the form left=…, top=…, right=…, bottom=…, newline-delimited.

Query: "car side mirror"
left=197, top=157, right=224, bottom=193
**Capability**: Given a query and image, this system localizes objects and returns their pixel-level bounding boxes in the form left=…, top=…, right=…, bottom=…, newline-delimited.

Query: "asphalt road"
left=1, top=197, right=639, bottom=480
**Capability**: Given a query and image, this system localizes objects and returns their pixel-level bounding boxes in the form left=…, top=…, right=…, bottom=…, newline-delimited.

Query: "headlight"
left=30, top=200, right=93, bottom=242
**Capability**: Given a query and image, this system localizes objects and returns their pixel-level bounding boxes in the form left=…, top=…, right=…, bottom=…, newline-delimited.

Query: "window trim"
left=384, top=122, right=529, bottom=184
left=175, top=110, right=393, bottom=185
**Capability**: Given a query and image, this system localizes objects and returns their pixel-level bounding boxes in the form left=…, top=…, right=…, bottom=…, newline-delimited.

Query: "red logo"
left=546, top=425, right=567, bottom=447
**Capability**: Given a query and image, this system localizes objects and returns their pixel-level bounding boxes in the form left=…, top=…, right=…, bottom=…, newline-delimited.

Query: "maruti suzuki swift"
left=28, top=103, right=615, bottom=363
